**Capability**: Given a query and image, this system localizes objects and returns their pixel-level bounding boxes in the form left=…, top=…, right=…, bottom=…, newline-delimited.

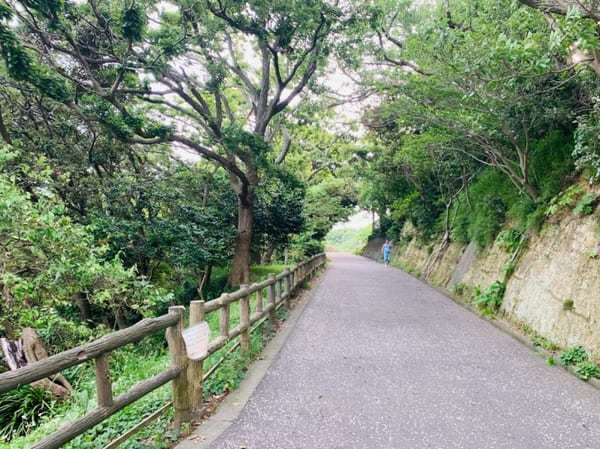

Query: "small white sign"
left=182, top=322, right=210, bottom=360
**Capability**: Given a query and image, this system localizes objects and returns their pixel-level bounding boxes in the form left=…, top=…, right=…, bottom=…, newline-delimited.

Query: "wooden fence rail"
left=0, top=253, right=326, bottom=449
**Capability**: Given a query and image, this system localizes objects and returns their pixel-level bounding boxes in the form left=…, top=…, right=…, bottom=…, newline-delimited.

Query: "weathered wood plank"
left=267, top=273, right=277, bottom=330
left=219, top=296, right=230, bottom=338
left=239, top=285, right=250, bottom=351
left=94, top=353, right=113, bottom=407
left=166, top=306, right=190, bottom=429
left=284, top=268, right=292, bottom=311
left=0, top=313, right=179, bottom=394
left=188, top=300, right=205, bottom=410
left=256, top=288, right=263, bottom=314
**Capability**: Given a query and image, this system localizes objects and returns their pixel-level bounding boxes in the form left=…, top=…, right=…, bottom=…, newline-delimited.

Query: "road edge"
left=175, top=268, right=327, bottom=449
left=360, top=254, right=600, bottom=392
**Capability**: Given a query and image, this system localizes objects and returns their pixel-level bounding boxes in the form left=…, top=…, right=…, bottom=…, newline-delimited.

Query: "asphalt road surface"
left=203, top=253, right=600, bottom=449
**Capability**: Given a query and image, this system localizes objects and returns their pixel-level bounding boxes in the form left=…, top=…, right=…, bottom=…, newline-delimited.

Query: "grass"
left=2, top=346, right=174, bottom=449
left=472, top=281, right=506, bottom=311
left=250, top=264, right=286, bottom=282
left=563, top=299, right=575, bottom=311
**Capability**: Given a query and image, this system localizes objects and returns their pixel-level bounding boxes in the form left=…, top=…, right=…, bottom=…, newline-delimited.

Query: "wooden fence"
left=0, top=253, right=327, bottom=449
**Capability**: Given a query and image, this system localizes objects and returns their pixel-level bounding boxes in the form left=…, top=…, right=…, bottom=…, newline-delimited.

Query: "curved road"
left=200, top=253, right=600, bottom=448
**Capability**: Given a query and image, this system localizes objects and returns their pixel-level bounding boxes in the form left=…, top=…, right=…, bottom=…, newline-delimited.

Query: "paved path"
left=201, top=253, right=600, bottom=448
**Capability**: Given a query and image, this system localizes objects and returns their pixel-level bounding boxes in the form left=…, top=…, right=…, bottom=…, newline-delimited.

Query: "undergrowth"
left=3, top=265, right=291, bottom=448
left=473, top=281, right=506, bottom=311
left=559, top=346, right=588, bottom=366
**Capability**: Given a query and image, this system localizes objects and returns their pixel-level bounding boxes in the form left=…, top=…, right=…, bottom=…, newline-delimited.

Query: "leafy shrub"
left=473, top=281, right=506, bottom=310
left=495, top=229, right=523, bottom=253
left=574, top=361, right=600, bottom=380
left=546, top=185, right=583, bottom=216
left=525, top=205, right=547, bottom=231
left=0, top=152, right=171, bottom=347
left=528, top=131, right=574, bottom=201
left=203, top=351, right=250, bottom=395
left=0, top=386, right=54, bottom=441
left=450, top=133, right=574, bottom=246
left=573, top=193, right=599, bottom=215
left=574, top=101, right=600, bottom=183
left=559, top=345, right=588, bottom=366
left=451, top=170, right=521, bottom=248
left=449, top=282, right=468, bottom=297
left=563, top=299, right=574, bottom=311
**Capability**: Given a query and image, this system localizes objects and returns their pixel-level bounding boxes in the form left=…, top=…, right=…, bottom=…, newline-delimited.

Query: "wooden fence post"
left=165, top=306, right=190, bottom=430
left=256, top=288, right=263, bottom=314
left=94, top=353, right=113, bottom=408
left=274, top=276, right=280, bottom=304
left=267, top=274, right=276, bottom=330
left=240, top=285, right=250, bottom=351
left=220, top=294, right=230, bottom=339
left=284, top=268, right=291, bottom=310
left=189, top=300, right=205, bottom=411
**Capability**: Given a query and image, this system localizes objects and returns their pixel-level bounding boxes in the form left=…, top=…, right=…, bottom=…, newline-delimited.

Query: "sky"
left=332, top=209, right=375, bottom=230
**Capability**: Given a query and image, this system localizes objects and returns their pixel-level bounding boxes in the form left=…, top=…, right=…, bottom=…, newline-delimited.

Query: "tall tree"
left=0, top=0, right=351, bottom=284
left=364, top=0, right=578, bottom=201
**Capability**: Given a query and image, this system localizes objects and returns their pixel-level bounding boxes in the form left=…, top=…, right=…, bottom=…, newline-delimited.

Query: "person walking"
left=382, top=239, right=392, bottom=266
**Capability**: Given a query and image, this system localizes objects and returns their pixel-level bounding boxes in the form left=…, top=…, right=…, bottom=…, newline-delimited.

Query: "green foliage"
left=563, top=299, right=575, bottom=311
left=203, top=351, right=249, bottom=395
left=324, top=225, right=372, bottom=253
left=473, top=281, right=505, bottom=310
left=546, top=185, right=584, bottom=216
left=0, top=149, right=170, bottom=347
left=547, top=357, right=555, bottom=366
left=559, top=345, right=588, bottom=366
left=449, top=282, right=468, bottom=297
left=452, top=170, right=518, bottom=248
left=574, top=361, right=600, bottom=380
left=495, top=229, right=523, bottom=253
left=501, top=260, right=516, bottom=279
left=289, top=178, right=356, bottom=260
left=574, top=193, right=599, bottom=215
left=250, top=264, right=286, bottom=282
left=0, top=386, right=54, bottom=441
left=574, top=98, right=600, bottom=183
left=253, top=168, right=306, bottom=255
left=121, top=6, right=146, bottom=41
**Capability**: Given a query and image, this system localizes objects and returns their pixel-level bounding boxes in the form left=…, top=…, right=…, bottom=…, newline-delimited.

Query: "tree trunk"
left=228, top=195, right=253, bottom=286
left=522, top=178, right=539, bottom=202
left=1, top=328, right=72, bottom=398
left=197, top=265, right=212, bottom=300
left=75, top=292, right=92, bottom=324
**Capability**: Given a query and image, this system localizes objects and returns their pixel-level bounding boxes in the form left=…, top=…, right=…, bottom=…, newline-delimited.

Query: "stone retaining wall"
left=362, top=195, right=600, bottom=358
